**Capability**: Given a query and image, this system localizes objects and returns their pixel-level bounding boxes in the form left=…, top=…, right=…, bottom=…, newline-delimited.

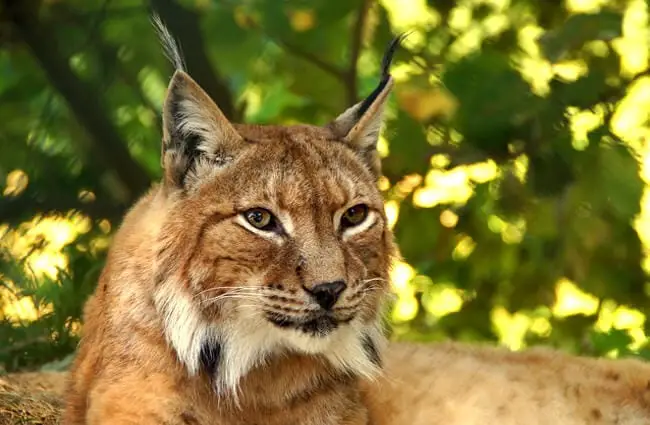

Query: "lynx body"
left=64, top=22, right=650, bottom=425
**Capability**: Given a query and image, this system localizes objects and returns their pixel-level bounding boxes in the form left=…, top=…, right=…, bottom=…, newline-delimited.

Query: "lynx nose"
left=305, top=280, right=347, bottom=310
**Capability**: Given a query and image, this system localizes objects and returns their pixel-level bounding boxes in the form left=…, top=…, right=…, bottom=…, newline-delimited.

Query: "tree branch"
left=346, top=0, right=372, bottom=106
left=278, top=39, right=346, bottom=80
left=150, top=0, right=238, bottom=121
left=4, top=3, right=152, bottom=202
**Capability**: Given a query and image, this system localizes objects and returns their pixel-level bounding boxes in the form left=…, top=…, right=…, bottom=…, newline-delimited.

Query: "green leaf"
left=590, top=328, right=634, bottom=355
left=381, top=111, right=433, bottom=180
left=441, top=51, right=540, bottom=156
left=538, top=11, right=623, bottom=63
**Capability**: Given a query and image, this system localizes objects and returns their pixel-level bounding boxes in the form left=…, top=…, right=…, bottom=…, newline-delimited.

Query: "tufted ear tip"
left=328, top=33, right=409, bottom=175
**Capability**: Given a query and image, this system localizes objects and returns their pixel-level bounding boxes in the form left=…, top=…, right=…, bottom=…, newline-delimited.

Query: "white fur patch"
left=342, top=210, right=378, bottom=241
left=153, top=281, right=281, bottom=394
left=154, top=280, right=385, bottom=400
left=286, top=317, right=385, bottom=380
left=216, top=313, right=281, bottom=396
left=154, top=281, right=214, bottom=376
left=176, top=98, right=227, bottom=154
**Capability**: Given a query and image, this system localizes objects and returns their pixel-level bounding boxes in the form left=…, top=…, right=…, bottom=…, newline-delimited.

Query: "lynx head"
left=151, top=17, right=400, bottom=395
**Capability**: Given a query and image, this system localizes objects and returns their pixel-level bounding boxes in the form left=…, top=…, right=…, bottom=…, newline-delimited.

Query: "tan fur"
left=64, top=33, right=650, bottom=424
left=362, top=342, right=650, bottom=424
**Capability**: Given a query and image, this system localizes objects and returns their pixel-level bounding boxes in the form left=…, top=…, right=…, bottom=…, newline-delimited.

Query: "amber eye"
left=244, top=208, right=277, bottom=231
left=341, top=204, right=369, bottom=229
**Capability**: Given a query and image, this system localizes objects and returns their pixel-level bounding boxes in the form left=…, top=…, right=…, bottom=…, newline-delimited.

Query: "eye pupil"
left=245, top=208, right=274, bottom=230
left=341, top=204, right=368, bottom=229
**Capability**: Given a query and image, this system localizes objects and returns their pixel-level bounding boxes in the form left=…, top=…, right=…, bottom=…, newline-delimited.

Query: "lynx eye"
left=244, top=208, right=277, bottom=231
left=341, top=204, right=369, bottom=229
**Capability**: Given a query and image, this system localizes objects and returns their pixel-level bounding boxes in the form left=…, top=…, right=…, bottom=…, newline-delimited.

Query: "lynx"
left=63, top=19, right=650, bottom=425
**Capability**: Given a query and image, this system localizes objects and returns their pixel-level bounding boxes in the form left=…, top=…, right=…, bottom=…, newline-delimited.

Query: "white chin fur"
left=154, top=283, right=384, bottom=397
left=281, top=316, right=384, bottom=380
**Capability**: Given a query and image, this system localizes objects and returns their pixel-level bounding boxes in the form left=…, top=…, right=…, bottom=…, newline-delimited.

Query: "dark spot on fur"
left=200, top=340, right=221, bottom=377
left=286, top=371, right=356, bottom=409
left=301, top=316, right=338, bottom=335
left=296, top=256, right=306, bottom=284
left=267, top=294, right=298, bottom=304
left=180, top=412, right=200, bottom=425
left=265, top=312, right=338, bottom=336
left=606, top=371, right=620, bottom=381
left=572, top=385, right=582, bottom=398
left=362, top=334, right=381, bottom=367
left=591, top=408, right=602, bottom=419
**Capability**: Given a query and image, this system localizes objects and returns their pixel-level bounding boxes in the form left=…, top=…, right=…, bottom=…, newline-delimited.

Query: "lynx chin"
left=65, top=17, right=650, bottom=425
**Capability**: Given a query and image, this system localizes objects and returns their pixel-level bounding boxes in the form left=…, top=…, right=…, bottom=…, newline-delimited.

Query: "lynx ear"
left=161, top=71, right=243, bottom=188
left=329, top=35, right=405, bottom=176
left=153, top=15, right=243, bottom=189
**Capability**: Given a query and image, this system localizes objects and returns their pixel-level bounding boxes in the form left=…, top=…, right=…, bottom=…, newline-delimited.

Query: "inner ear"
left=162, top=70, right=243, bottom=189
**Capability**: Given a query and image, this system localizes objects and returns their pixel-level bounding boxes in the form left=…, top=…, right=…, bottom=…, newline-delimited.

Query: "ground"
left=0, top=372, right=65, bottom=425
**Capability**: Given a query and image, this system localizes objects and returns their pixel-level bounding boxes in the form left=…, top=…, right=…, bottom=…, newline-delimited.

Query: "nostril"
left=305, top=280, right=347, bottom=310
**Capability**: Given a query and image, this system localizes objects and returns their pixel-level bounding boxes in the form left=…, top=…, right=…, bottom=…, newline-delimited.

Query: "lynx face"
left=151, top=21, right=400, bottom=394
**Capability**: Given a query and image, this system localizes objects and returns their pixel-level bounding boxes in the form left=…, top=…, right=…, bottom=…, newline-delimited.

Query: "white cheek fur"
left=234, top=214, right=285, bottom=244
left=341, top=210, right=378, bottom=241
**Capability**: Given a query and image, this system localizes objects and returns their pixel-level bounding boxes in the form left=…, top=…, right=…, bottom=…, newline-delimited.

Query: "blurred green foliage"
left=1, top=0, right=650, bottom=373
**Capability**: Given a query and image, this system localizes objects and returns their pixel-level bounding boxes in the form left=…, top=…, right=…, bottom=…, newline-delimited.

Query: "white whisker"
left=199, top=294, right=265, bottom=306
left=193, top=286, right=265, bottom=297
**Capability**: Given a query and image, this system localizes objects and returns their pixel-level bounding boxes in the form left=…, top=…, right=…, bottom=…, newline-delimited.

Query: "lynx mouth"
left=265, top=311, right=354, bottom=336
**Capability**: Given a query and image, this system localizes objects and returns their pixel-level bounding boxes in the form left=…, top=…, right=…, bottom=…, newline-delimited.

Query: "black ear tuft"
left=355, top=33, right=410, bottom=119
left=327, top=31, right=411, bottom=176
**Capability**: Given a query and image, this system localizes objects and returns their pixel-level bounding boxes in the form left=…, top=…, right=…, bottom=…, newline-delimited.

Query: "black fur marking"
left=179, top=412, right=200, bottom=425
left=355, top=33, right=409, bottom=118
left=199, top=340, right=222, bottom=377
left=265, top=312, right=339, bottom=336
left=362, top=334, right=381, bottom=367
left=181, top=133, right=202, bottom=165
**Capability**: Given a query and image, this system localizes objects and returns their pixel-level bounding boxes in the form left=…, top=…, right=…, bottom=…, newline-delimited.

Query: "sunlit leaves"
left=442, top=51, right=540, bottom=156
left=538, top=11, right=624, bottom=63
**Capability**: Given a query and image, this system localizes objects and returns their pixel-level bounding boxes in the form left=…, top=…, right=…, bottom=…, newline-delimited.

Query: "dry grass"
left=0, top=372, right=65, bottom=425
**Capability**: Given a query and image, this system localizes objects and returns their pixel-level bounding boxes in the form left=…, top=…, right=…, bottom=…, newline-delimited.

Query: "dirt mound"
left=0, top=372, right=65, bottom=425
